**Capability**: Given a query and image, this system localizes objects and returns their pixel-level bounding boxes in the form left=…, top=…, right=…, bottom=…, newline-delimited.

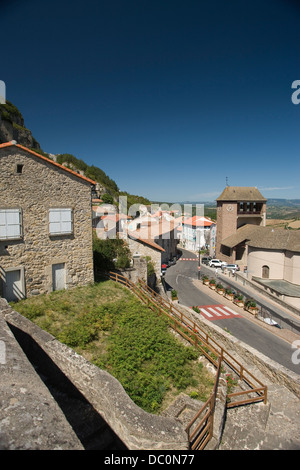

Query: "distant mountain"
left=265, top=199, right=300, bottom=220
left=266, top=198, right=300, bottom=207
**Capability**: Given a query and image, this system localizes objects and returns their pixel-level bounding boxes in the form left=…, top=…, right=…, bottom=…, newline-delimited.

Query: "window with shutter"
left=49, top=208, right=73, bottom=235
left=0, top=209, right=22, bottom=240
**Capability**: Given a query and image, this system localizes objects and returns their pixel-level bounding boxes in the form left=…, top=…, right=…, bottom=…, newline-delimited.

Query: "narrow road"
left=164, top=249, right=300, bottom=374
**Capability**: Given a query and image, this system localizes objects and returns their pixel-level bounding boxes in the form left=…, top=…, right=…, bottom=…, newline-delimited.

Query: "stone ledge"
left=0, top=309, right=84, bottom=450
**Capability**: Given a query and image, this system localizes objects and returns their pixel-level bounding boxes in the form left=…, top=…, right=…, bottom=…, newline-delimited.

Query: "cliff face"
left=0, top=101, right=41, bottom=149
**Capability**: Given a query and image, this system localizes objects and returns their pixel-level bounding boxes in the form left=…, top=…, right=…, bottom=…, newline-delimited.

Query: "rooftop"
left=221, top=224, right=300, bottom=253
left=216, top=186, right=267, bottom=202
left=182, top=215, right=214, bottom=227
left=253, top=277, right=300, bottom=297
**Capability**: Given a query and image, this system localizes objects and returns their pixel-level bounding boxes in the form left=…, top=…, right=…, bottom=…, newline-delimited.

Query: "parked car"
left=201, top=256, right=212, bottom=265
left=209, top=259, right=222, bottom=268
left=222, top=264, right=240, bottom=272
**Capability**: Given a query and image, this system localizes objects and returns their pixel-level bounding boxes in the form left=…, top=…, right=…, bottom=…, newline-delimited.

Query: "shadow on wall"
left=7, top=322, right=127, bottom=451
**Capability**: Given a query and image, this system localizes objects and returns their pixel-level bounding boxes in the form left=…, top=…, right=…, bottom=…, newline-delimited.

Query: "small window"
left=0, top=209, right=22, bottom=240
left=16, top=164, right=24, bottom=174
left=262, top=265, right=269, bottom=279
left=49, top=208, right=73, bottom=235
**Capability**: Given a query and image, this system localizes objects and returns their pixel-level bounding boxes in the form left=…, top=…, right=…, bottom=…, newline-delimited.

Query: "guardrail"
left=106, top=271, right=267, bottom=448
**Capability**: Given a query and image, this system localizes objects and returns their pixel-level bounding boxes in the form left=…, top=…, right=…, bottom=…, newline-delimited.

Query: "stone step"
left=161, top=393, right=206, bottom=430
left=219, top=401, right=271, bottom=450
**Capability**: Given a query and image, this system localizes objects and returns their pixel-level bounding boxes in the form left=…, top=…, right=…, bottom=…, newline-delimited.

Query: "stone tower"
left=215, top=186, right=267, bottom=263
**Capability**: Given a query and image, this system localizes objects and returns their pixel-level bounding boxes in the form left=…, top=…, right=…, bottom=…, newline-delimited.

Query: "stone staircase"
left=219, top=367, right=300, bottom=450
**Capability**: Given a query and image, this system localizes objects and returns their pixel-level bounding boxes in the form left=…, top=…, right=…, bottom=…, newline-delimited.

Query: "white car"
left=222, top=263, right=240, bottom=272
left=209, top=259, right=222, bottom=268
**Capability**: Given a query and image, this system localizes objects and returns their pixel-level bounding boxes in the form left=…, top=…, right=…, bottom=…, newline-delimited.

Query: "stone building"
left=123, top=215, right=179, bottom=278
left=215, top=186, right=267, bottom=263
left=0, top=141, right=96, bottom=301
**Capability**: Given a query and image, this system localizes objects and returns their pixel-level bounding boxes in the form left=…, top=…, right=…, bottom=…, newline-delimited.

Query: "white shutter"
left=0, top=209, right=22, bottom=240
left=49, top=208, right=73, bottom=235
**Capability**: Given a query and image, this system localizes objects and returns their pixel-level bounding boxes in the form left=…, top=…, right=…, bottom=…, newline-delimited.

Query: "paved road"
left=164, top=249, right=300, bottom=374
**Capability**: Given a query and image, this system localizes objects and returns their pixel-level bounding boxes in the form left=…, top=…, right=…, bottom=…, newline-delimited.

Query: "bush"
left=93, top=234, right=131, bottom=272
left=171, top=289, right=178, bottom=300
left=101, top=193, right=114, bottom=204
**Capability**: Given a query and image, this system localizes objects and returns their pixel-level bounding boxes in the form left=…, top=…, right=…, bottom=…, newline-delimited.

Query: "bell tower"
left=215, top=186, right=267, bottom=262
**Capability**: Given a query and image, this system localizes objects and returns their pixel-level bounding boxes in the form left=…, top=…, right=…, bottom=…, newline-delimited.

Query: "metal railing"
left=106, top=271, right=267, bottom=448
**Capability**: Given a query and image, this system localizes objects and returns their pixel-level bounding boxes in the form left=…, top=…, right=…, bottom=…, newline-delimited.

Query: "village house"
left=0, top=141, right=96, bottom=301
left=181, top=215, right=215, bottom=251
left=123, top=210, right=180, bottom=278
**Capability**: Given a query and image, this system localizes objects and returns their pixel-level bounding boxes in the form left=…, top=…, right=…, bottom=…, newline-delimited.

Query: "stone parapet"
left=1, top=299, right=189, bottom=450
left=0, top=300, right=84, bottom=450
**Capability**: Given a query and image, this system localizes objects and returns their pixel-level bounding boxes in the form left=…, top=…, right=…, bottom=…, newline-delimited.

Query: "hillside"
left=0, top=100, right=150, bottom=206
left=0, top=101, right=41, bottom=150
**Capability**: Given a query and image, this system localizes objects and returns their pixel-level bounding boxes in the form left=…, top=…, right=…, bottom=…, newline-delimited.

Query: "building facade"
left=0, top=141, right=95, bottom=301
left=181, top=216, right=214, bottom=252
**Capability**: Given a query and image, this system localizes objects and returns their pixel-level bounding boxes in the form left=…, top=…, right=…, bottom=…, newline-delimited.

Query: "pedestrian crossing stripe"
left=193, top=304, right=242, bottom=320
left=178, top=258, right=198, bottom=261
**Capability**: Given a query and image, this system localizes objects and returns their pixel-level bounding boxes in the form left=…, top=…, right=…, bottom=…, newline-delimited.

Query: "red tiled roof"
left=182, top=216, right=214, bottom=227
left=0, top=141, right=96, bottom=185
left=127, top=232, right=165, bottom=252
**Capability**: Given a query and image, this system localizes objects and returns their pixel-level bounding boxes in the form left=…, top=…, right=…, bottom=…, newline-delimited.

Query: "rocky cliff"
left=0, top=101, right=41, bottom=150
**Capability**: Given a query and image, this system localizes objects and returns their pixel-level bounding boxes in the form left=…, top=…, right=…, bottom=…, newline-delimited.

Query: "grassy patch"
left=11, top=280, right=214, bottom=413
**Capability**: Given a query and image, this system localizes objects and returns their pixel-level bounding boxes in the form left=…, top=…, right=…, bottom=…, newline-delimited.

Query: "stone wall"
left=0, top=299, right=189, bottom=450
left=181, top=304, right=300, bottom=398
left=126, top=236, right=163, bottom=278
left=0, top=146, right=94, bottom=299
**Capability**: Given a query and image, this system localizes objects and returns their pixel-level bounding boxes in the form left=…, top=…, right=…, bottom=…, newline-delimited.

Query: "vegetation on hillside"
left=0, top=100, right=23, bottom=123
left=11, top=280, right=214, bottom=413
left=56, top=153, right=119, bottom=195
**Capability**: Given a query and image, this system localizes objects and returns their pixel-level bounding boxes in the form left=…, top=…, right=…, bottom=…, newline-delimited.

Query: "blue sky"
left=1, top=0, right=300, bottom=202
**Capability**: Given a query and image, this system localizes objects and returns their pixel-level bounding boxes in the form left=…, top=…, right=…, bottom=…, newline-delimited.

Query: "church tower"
left=215, top=186, right=267, bottom=263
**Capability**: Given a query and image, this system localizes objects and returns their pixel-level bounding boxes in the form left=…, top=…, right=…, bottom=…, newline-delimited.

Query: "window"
left=49, top=208, right=73, bottom=235
left=262, top=265, right=270, bottom=279
left=0, top=209, right=22, bottom=240
left=16, top=164, right=24, bottom=174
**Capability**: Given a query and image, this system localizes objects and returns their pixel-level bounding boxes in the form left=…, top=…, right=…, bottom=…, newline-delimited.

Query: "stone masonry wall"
left=0, top=147, right=94, bottom=298
left=126, top=236, right=163, bottom=278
